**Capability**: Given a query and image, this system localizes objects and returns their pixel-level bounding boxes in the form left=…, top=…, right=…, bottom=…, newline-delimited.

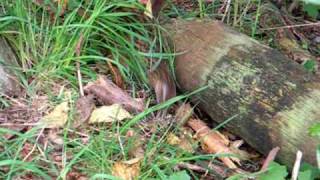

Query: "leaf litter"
left=88, top=104, right=132, bottom=124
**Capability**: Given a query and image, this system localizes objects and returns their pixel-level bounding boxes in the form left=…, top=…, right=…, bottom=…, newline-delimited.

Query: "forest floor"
left=0, top=0, right=319, bottom=179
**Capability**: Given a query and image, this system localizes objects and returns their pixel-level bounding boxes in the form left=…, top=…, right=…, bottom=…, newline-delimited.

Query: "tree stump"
left=167, top=19, right=320, bottom=166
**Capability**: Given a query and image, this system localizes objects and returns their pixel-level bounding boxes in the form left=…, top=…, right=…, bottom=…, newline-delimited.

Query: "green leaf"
left=258, top=162, right=288, bottom=180
left=226, top=174, right=244, bottom=180
left=303, top=3, right=320, bottom=18
left=168, top=171, right=191, bottom=180
left=298, top=170, right=312, bottom=180
left=302, top=0, right=320, bottom=5
left=303, top=59, right=317, bottom=72
left=300, top=163, right=320, bottom=179
left=309, top=123, right=320, bottom=137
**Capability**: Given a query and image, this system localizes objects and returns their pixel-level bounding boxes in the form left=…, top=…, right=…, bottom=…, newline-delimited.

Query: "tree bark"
left=167, top=19, right=320, bottom=166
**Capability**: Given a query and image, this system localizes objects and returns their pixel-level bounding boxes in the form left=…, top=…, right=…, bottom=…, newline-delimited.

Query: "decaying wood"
left=84, top=76, right=144, bottom=113
left=187, top=118, right=240, bottom=170
left=167, top=19, right=320, bottom=166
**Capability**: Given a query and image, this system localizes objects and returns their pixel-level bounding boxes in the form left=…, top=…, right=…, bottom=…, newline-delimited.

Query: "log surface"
left=167, top=19, right=320, bottom=166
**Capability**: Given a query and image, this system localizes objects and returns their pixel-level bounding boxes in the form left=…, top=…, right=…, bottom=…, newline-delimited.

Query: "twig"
left=261, top=22, right=320, bottom=31
left=176, top=162, right=207, bottom=173
left=221, top=0, right=231, bottom=22
left=291, top=151, right=303, bottom=180
left=75, top=34, right=84, bottom=97
left=23, top=127, right=45, bottom=161
left=66, top=128, right=89, bottom=137
left=117, top=120, right=125, bottom=157
left=261, top=146, right=280, bottom=170
left=0, top=123, right=40, bottom=126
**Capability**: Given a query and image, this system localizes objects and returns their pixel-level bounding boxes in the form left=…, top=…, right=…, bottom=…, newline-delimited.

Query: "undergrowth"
left=0, top=0, right=319, bottom=179
left=0, top=0, right=173, bottom=94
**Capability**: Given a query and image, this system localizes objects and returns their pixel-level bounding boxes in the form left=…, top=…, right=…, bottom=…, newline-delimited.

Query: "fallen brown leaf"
left=48, top=130, right=64, bottom=146
left=84, top=76, right=144, bottom=113
left=127, top=134, right=145, bottom=159
left=89, top=104, right=132, bottom=124
left=74, top=95, right=95, bottom=127
left=107, top=60, right=124, bottom=89
left=148, top=61, right=176, bottom=103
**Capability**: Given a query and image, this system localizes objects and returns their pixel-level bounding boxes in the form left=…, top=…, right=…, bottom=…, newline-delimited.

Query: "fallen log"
left=166, top=19, right=320, bottom=167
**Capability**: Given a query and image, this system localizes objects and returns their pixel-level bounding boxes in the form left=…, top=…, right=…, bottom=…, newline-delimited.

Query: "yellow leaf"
left=89, top=104, right=132, bottom=124
left=41, top=102, right=69, bottom=128
left=144, top=0, right=153, bottom=18
left=167, top=133, right=181, bottom=145
left=112, top=160, right=140, bottom=180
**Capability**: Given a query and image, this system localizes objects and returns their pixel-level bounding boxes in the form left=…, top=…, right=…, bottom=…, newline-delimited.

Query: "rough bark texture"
left=0, top=37, right=20, bottom=96
left=167, top=19, right=320, bottom=166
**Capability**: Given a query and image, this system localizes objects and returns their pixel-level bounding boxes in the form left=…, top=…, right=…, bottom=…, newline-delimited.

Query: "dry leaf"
left=178, top=136, right=194, bottom=153
left=84, top=76, right=144, bottom=112
left=141, top=0, right=165, bottom=18
left=107, top=60, right=124, bottom=89
left=167, top=133, right=194, bottom=153
left=144, top=0, right=153, bottom=18
left=89, top=104, right=132, bottom=124
left=148, top=61, right=176, bottom=103
left=40, top=102, right=69, bottom=128
left=112, top=160, right=140, bottom=180
left=48, top=130, right=64, bottom=146
left=74, top=95, right=95, bottom=127
left=127, top=133, right=145, bottom=159
left=167, top=133, right=181, bottom=145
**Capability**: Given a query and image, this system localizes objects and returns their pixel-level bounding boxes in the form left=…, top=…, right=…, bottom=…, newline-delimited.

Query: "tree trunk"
left=167, top=19, right=320, bottom=166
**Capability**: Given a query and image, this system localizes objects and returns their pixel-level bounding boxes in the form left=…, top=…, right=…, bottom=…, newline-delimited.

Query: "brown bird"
left=148, top=61, right=176, bottom=104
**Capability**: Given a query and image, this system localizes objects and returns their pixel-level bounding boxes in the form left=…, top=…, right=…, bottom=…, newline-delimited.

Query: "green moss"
left=208, top=60, right=261, bottom=95
left=275, top=89, right=320, bottom=156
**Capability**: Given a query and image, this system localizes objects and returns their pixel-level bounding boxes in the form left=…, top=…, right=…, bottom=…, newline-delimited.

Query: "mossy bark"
left=167, top=19, right=320, bottom=166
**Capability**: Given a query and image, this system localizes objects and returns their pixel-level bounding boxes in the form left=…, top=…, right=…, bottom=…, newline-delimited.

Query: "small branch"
left=75, top=34, right=84, bottom=97
left=261, top=146, right=280, bottom=171
left=261, top=22, right=320, bottom=31
left=291, top=151, right=303, bottom=180
left=221, top=0, right=231, bottom=22
left=23, top=127, right=45, bottom=161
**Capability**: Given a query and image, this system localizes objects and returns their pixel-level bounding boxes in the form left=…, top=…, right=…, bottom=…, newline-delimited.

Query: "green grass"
left=0, top=88, right=224, bottom=179
left=2, top=0, right=319, bottom=179
left=0, top=0, right=175, bottom=94
left=0, top=0, right=263, bottom=179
